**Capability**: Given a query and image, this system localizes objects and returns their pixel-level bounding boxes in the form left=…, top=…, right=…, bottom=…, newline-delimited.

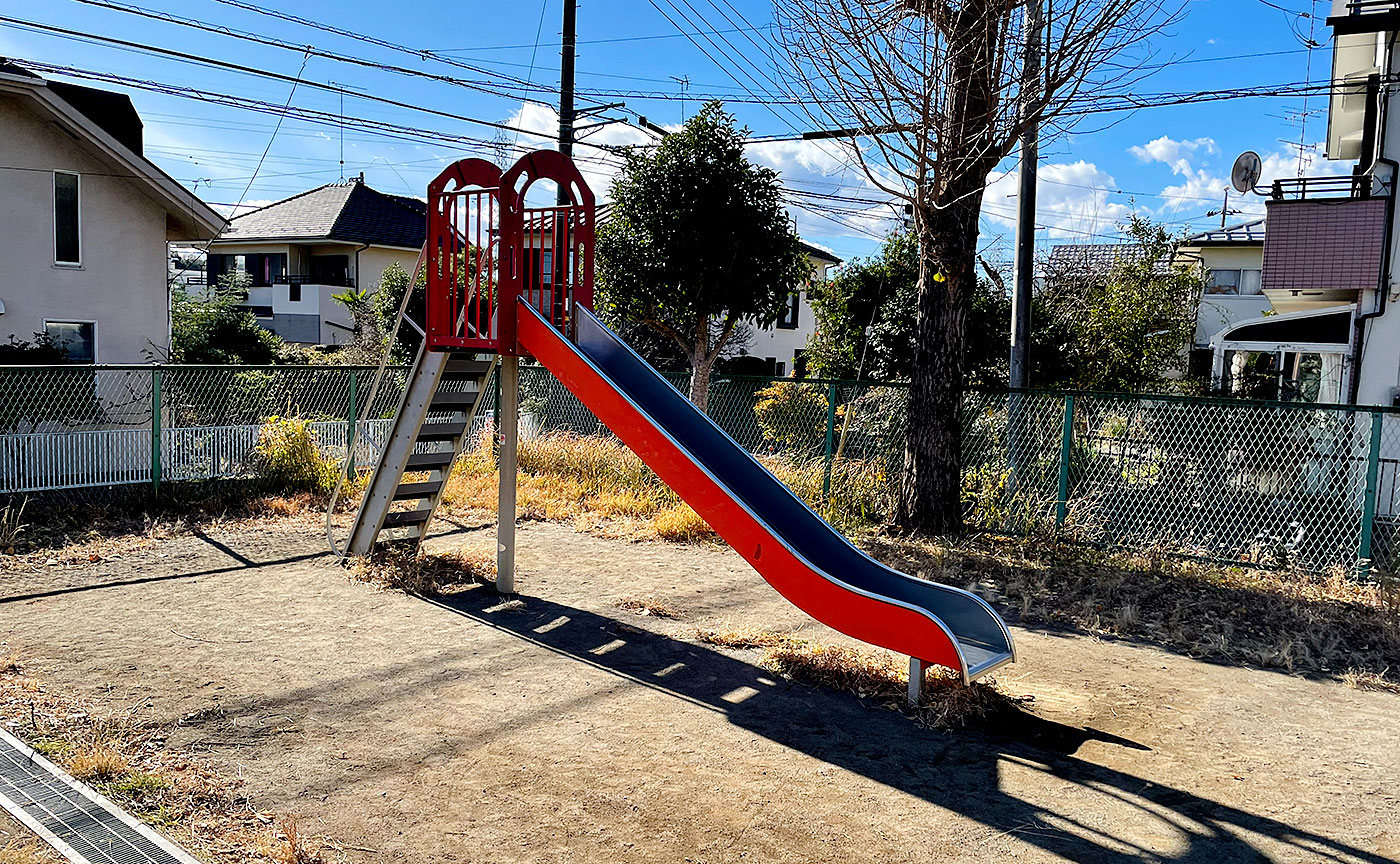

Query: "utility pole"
left=557, top=0, right=577, bottom=205
left=1008, top=0, right=1041, bottom=390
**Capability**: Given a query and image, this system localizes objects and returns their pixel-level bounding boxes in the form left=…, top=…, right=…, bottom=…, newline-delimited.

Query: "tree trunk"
left=895, top=201, right=982, bottom=536
left=688, top=351, right=715, bottom=412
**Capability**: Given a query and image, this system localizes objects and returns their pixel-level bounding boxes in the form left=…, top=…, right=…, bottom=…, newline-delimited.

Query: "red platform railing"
left=425, top=159, right=504, bottom=352
left=426, top=150, right=594, bottom=355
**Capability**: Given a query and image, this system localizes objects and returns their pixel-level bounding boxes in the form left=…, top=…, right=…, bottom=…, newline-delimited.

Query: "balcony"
left=1327, top=0, right=1400, bottom=35
left=1269, top=173, right=1391, bottom=200
left=274, top=274, right=354, bottom=288
left=1261, top=172, right=1389, bottom=313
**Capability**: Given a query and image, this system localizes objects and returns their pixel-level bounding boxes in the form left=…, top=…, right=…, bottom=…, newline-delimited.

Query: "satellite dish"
left=1231, top=150, right=1263, bottom=194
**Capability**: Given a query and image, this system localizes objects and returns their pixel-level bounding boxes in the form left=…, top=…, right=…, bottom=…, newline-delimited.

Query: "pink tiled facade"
left=1261, top=198, right=1387, bottom=293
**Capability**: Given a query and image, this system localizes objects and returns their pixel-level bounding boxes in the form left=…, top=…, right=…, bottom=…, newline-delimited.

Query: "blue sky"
left=0, top=0, right=1343, bottom=266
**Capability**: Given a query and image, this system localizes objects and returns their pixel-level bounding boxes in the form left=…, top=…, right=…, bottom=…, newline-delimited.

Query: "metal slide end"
left=908, top=657, right=924, bottom=706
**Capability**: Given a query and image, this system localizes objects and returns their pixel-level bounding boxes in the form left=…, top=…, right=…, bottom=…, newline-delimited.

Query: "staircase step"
left=406, top=451, right=456, bottom=470
left=429, top=388, right=481, bottom=411
left=393, top=481, right=443, bottom=501
left=416, top=421, right=469, bottom=442
left=382, top=508, right=432, bottom=528
left=444, top=357, right=494, bottom=375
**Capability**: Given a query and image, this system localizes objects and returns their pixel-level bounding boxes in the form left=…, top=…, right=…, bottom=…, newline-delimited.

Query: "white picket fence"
left=0, top=419, right=395, bottom=495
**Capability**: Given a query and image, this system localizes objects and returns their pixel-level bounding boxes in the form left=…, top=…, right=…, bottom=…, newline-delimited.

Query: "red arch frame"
left=425, top=159, right=505, bottom=351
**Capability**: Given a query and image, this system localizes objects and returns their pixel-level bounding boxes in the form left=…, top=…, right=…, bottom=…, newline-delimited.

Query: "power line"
left=64, top=0, right=558, bottom=106
left=429, top=24, right=774, bottom=52
left=0, top=31, right=602, bottom=147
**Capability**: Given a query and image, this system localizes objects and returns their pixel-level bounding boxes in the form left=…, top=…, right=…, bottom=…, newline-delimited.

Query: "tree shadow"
left=419, top=584, right=1392, bottom=864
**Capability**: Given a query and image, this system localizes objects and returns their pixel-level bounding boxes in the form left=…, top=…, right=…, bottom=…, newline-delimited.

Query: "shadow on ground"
left=422, top=583, right=1389, bottom=864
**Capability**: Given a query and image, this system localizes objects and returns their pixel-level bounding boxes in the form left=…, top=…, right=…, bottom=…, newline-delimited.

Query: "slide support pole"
left=907, top=657, right=924, bottom=706
left=497, top=355, right=519, bottom=594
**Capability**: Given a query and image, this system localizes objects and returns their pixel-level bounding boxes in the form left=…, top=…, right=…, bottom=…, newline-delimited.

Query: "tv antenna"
left=670, top=75, right=690, bottom=121
left=328, top=81, right=368, bottom=182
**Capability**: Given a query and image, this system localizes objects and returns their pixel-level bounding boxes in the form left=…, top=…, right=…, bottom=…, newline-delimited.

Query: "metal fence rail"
left=3, top=363, right=1399, bottom=573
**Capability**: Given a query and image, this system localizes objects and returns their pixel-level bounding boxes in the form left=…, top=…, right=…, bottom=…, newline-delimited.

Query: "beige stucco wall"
left=0, top=97, right=169, bottom=363
left=1184, top=244, right=1270, bottom=346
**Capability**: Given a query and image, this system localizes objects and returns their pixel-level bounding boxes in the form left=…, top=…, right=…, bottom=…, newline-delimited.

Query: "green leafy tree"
left=168, top=272, right=281, bottom=364
left=1036, top=216, right=1202, bottom=392
left=806, top=231, right=1009, bottom=388
left=596, top=101, right=809, bottom=410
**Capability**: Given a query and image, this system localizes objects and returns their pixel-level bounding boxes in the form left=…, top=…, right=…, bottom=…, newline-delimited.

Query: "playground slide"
left=517, top=302, right=1015, bottom=682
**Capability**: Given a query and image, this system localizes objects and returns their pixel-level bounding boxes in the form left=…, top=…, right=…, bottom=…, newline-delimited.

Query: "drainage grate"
left=0, top=728, right=200, bottom=864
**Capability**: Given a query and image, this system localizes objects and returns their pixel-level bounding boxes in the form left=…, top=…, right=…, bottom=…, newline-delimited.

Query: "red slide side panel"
left=517, top=304, right=964, bottom=671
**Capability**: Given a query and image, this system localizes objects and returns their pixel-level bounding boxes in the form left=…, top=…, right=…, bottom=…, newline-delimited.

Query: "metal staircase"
left=342, top=351, right=497, bottom=554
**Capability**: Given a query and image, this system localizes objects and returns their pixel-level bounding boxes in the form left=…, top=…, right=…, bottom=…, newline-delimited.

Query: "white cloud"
left=984, top=160, right=1132, bottom=240
left=1129, top=135, right=1218, bottom=177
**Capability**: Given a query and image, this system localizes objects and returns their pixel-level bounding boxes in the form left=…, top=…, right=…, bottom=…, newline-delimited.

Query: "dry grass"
left=614, top=596, right=686, bottom=619
left=263, top=816, right=324, bottom=864
left=696, top=628, right=1021, bottom=730
left=867, top=533, right=1400, bottom=680
left=1343, top=668, right=1400, bottom=694
left=650, top=505, right=715, bottom=543
left=67, top=743, right=131, bottom=782
left=347, top=547, right=496, bottom=596
left=0, top=840, right=59, bottom=864
left=0, top=661, right=341, bottom=863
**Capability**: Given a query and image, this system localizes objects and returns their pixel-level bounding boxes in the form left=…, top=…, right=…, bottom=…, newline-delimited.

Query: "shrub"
left=254, top=416, right=338, bottom=495
left=754, top=381, right=827, bottom=454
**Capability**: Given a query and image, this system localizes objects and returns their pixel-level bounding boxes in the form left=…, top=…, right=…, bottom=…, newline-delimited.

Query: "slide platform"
left=518, top=302, right=1015, bottom=682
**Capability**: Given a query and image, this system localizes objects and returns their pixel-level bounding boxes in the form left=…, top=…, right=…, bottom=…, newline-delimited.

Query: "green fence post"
left=822, top=380, right=838, bottom=502
left=346, top=369, right=359, bottom=476
left=1055, top=394, right=1074, bottom=528
left=1359, top=410, right=1384, bottom=573
left=150, top=367, right=162, bottom=493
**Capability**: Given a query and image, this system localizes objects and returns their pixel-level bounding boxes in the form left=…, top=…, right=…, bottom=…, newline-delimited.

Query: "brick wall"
left=1261, top=197, right=1387, bottom=292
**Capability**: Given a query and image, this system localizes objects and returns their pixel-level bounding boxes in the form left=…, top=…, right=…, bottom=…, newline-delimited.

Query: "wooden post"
left=497, top=355, right=519, bottom=594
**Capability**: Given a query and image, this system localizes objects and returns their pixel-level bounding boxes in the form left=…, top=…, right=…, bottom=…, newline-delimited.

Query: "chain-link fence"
left=514, top=367, right=1400, bottom=574
left=4, top=362, right=1399, bottom=573
left=0, top=365, right=406, bottom=495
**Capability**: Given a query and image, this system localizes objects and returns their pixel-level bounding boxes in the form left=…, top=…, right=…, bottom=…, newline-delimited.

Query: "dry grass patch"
left=866, top=533, right=1400, bottom=680
left=696, top=628, right=1020, bottom=730
left=263, top=816, right=325, bottom=864
left=614, top=596, right=686, bottom=619
left=650, top=505, right=716, bottom=543
left=68, top=743, right=131, bottom=782
left=0, top=663, right=342, bottom=863
left=347, top=547, right=496, bottom=596
left=1343, top=668, right=1400, bottom=694
left=0, top=840, right=60, bottom=864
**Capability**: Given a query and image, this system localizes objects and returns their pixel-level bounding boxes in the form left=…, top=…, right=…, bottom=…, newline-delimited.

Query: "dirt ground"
left=1, top=513, right=1398, bottom=864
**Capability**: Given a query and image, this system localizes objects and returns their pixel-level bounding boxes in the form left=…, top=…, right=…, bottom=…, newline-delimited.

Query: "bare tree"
left=776, top=0, right=1174, bottom=534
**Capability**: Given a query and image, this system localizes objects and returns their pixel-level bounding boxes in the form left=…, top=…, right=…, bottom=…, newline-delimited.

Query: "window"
left=309, top=255, right=349, bottom=287
left=1207, top=268, right=1263, bottom=295
left=289, top=283, right=302, bottom=302
left=44, top=321, right=95, bottom=363
left=54, top=172, right=80, bottom=264
left=776, top=291, right=801, bottom=329
left=207, top=253, right=287, bottom=288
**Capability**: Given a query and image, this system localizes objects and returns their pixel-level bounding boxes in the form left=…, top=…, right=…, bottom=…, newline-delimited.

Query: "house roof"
left=799, top=240, right=842, bottom=265
left=1185, top=218, right=1266, bottom=246
left=0, top=59, right=223, bottom=240
left=216, top=180, right=427, bottom=248
left=1046, top=242, right=1150, bottom=273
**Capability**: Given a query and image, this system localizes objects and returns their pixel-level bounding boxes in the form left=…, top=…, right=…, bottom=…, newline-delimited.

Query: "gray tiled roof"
left=219, top=181, right=426, bottom=248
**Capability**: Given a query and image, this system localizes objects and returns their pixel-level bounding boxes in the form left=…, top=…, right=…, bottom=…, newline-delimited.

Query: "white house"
left=1203, top=1, right=1400, bottom=405
left=737, top=242, right=842, bottom=376
left=208, top=175, right=425, bottom=345
left=0, top=61, right=224, bottom=363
